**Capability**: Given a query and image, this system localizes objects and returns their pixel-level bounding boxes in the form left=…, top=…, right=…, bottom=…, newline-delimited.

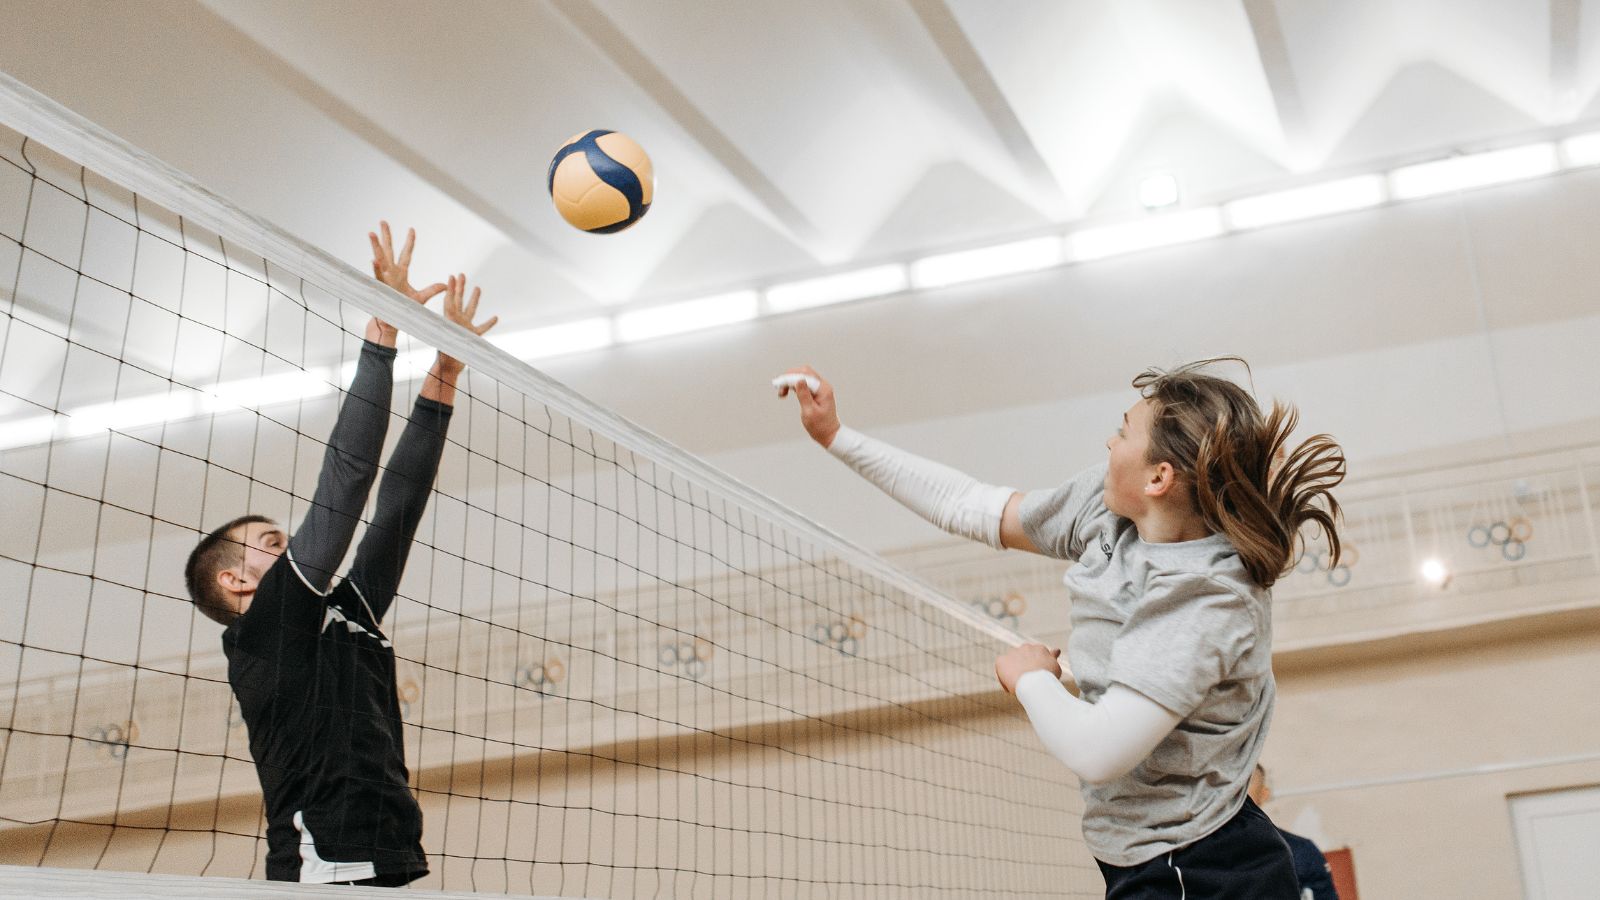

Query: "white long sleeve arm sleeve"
left=1014, top=671, right=1183, bottom=785
left=826, top=426, right=1016, bottom=550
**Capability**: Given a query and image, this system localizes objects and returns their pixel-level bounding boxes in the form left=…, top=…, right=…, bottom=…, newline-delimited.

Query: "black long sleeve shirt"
left=222, top=340, right=450, bottom=884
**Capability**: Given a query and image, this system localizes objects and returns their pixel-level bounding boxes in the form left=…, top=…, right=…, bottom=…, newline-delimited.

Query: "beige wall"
left=1263, top=607, right=1600, bottom=899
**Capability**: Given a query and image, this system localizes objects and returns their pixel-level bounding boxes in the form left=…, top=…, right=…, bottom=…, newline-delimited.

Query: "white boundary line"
left=0, top=865, right=569, bottom=899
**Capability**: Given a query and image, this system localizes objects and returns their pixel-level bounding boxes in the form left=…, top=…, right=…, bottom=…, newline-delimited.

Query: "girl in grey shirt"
left=778, top=358, right=1344, bottom=899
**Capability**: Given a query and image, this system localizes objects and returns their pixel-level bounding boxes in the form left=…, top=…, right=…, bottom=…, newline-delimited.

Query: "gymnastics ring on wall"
left=846, top=615, right=867, bottom=640
left=95, top=721, right=138, bottom=759
left=1467, top=525, right=1491, bottom=549
left=692, top=637, right=715, bottom=661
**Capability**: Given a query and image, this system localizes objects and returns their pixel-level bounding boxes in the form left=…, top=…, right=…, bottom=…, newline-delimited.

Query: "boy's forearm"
left=365, top=317, right=398, bottom=348
left=288, top=340, right=395, bottom=589
left=420, top=359, right=459, bottom=407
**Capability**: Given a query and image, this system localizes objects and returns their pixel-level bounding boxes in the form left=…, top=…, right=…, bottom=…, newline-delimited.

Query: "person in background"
left=1250, top=763, right=1340, bottom=900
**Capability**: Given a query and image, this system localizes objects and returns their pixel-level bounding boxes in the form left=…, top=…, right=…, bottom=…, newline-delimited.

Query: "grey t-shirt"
left=1019, top=462, right=1274, bottom=866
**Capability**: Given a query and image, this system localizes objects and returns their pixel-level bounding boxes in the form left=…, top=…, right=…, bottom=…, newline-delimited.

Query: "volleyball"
left=547, top=129, right=654, bottom=233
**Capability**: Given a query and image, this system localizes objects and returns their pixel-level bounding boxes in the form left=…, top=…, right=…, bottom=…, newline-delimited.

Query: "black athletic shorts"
left=1096, top=797, right=1299, bottom=899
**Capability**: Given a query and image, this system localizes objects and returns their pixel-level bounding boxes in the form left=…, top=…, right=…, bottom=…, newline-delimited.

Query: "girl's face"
left=1104, top=399, right=1157, bottom=518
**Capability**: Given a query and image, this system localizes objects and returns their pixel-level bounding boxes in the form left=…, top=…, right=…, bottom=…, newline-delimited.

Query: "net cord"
left=0, top=70, right=1046, bottom=656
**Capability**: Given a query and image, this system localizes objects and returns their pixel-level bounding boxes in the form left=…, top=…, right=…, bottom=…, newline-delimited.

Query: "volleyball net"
left=0, top=73, right=1097, bottom=897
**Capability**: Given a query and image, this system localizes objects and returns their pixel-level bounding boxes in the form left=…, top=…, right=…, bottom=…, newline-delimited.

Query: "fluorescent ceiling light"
left=1560, top=131, right=1600, bottom=168
left=65, top=391, right=200, bottom=437
left=492, top=317, right=614, bottom=360
left=1389, top=143, right=1557, bottom=199
left=765, top=264, right=907, bottom=313
left=911, top=236, right=1066, bottom=289
left=205, top=369, right=333, bottom=413
left=1066, top=208, right=1224, bottom=262
left=1139, top=173, right=1180, bottom=210
left=615, top=291, right=759, bottom=343
left=1225, top=175, right=1387, bottom=230
left=0, top=414, right=58, bottom=451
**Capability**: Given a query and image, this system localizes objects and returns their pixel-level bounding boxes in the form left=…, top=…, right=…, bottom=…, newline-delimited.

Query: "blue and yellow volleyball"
left=547, top=130, right=654, bottom=233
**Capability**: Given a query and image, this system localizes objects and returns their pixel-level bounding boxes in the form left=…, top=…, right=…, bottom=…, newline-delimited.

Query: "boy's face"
left=216, top=520, right=287, bottom=617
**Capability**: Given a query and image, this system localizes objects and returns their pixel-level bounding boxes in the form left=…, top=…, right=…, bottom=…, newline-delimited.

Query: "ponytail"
left=1134, top=359, right=1345, bottom=587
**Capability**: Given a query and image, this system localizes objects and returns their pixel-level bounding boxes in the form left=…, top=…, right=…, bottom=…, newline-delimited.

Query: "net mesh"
left=0, top=84, right=1098, bottom=896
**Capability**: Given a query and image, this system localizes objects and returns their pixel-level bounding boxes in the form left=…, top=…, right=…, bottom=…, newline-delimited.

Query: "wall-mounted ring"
left=692, top=637, right=715, bottom=661
left=846, top=616, right=867, bottom=640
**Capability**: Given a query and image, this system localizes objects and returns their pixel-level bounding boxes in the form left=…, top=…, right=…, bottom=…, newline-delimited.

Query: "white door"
left=1510, top=786, right=1600, bottom=900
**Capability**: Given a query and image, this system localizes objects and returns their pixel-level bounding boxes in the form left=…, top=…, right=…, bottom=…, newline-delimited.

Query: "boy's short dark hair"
left=185, top=514, right=274, bottom=625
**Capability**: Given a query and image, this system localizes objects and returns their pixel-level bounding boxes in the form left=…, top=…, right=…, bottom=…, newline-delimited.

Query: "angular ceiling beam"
left=189, top=3, right=601, bottom=297
left=905, top=0, right=1070, bottom=218
left=1241, top=0, right=1314, bottom=167
left=1551, top=0, right=1582, bottom=118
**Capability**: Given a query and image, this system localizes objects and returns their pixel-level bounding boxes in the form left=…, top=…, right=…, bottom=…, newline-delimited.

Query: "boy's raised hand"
left=436, top=274, right=498, bottom=378
left=369, top=221, right=447, bottom=332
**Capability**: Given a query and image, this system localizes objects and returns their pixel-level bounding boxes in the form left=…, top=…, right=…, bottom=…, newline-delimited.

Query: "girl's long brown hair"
left=1133, top=358, right=1345, bottom=587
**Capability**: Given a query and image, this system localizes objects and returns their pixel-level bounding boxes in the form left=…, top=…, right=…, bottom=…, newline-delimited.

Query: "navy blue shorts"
left=1096, top=798, right=1299, bottom=899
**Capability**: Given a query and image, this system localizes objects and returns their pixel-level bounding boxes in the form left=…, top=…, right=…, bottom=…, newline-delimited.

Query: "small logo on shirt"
left=1100, top=538, right=1113, bottom=557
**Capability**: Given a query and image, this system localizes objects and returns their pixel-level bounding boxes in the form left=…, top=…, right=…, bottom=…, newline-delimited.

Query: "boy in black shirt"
left=183, top=224, right=496, bottom=885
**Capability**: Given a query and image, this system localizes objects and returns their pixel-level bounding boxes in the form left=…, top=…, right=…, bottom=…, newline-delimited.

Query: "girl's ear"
left=1144, top=461, right=1179, bottom=497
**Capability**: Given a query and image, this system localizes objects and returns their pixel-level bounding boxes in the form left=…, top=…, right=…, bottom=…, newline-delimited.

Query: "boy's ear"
left=217, top=566, right=252, bottom=594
